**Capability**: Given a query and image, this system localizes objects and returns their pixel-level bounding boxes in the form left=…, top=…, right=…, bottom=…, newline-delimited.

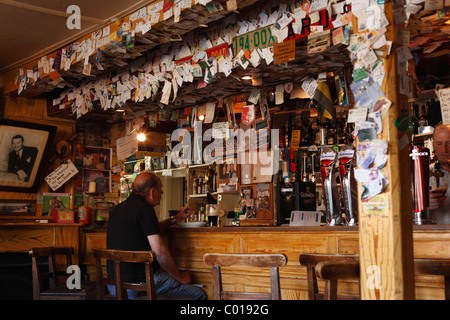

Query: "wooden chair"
left=93, top=249, right=157, bottom=300
left=414, top=258, right=450, bottom=300
left=29, top=246, right=96, bottom=300
left=306, top=256, right=450, bottom=300
left=299, top=253, right=360, bottom=300
left=203, top=253, right=287, bottom=300
left=93, top=248, right=189, bottom=300
left=315, top=260, right=360, bottom=300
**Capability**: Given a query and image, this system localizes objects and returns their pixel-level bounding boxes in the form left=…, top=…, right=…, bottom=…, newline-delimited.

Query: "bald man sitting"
left=429, top=124, right=450, bottom=224
left=106, top=171, right=207, bottom=300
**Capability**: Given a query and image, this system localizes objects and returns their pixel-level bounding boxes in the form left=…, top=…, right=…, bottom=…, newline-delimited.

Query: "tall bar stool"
left=299, top=253, right=360, bottom=300
left=29, top=246, right=96, bottom=300
left=203, top=253, right=287, bottom=300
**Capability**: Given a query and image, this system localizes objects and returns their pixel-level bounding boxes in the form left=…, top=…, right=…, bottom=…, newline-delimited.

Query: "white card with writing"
left=438, top=87, right=450, bottom=125
left=45, top=160, right=79, bottom=192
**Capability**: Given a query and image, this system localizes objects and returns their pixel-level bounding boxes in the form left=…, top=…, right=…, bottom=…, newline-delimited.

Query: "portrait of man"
left=8, top=135, right=38, bottom=182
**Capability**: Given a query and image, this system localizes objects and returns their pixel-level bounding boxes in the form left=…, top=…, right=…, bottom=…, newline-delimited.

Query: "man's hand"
left=429, top=191, right=447, bottom=210
left=175, top=205, right=192, bottom=223
left=17, top=170, right=27, bottom=181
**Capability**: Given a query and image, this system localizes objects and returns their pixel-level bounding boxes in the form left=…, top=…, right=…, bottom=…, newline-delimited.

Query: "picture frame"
left=254, top=183, right=273, bottom=220
left=217, top=158, right=238, bottom=192
left=0, top=199, right=36, bottom=218
left=0, top=119, right=56, bottom=193
left=82, top=169, right=111, bottom=193
left=83, top=146, right=112, bottom=171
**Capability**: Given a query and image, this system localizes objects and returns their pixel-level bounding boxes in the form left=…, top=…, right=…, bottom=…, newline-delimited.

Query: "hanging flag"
left=313, top=81, right=334, bottom=119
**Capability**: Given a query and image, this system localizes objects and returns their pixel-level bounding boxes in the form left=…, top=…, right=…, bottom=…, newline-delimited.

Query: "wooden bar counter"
left=166, top=225, right=450, bottom=300
left=81, top=225, right=450, bottom=300
left=0, top=222, right=83, bottom=264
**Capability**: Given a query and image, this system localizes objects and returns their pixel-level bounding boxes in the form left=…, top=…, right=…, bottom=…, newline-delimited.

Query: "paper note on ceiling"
left=45, top=160, right=79, bottom=192
left=116, top=131, right=138, bottom=161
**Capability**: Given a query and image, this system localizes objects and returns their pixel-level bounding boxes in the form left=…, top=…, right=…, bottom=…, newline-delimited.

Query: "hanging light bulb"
left=137, top=132, right=146, bottom=142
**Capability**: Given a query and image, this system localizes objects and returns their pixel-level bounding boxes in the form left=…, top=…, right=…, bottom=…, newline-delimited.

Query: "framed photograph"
left=255, top=183, right=273, bottom=220
left=42, top=193, right=71, bottom=217
left=0, top=199, right=36, bottom=218
left=83, top=146, right=112, bottom=171
left=217, top=158, right=238, bottom=189
left=0, top=119, right=56, bottom=193
left=82, top=169, right=111, bottom=193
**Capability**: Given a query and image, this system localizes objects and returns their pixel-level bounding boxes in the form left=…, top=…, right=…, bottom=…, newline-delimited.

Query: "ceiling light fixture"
left=242, top=75, right=252, bottom=80
left=199, top=115, right=205, bottom=121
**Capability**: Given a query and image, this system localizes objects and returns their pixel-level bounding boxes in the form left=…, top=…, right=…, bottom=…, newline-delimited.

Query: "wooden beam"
left=356, top=2, right=415, bottom=299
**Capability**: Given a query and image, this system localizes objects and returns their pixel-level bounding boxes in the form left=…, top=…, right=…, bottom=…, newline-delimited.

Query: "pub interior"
left=0, top=0, right=449, bottom=302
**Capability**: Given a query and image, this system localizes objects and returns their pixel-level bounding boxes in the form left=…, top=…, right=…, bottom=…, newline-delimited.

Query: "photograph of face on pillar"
left=170, top=123, right=279, bottom=176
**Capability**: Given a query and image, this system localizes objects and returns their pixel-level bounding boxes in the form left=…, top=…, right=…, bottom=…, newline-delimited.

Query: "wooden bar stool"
left=299, top=253, right=360, bottom=300
left=203, top=253, right=287, bottom=300
left=29, top=246, right=96, bottom=300
left=93, top=248, right=188, bottom=300
left=414, top=258, right=450, bottom=300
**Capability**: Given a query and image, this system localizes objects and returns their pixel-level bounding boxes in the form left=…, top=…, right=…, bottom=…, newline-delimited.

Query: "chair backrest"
left=203, top=253, right=287, bottom=300
left=315, top=260, right=360, bottom=300
left=299, top=253, right=360, bottom=300
left=414, top=258, right=450, bottom=300
left=93, top=249, right=157, bottom=300
left=29, top=247, right=74, bottom=300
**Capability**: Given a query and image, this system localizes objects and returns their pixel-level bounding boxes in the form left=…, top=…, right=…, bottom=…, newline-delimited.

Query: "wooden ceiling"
left=1, top=0, right=449, bottom=123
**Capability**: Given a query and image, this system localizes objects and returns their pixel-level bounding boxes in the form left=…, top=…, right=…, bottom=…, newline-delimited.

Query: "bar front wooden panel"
left=0, top=223, right=82, bottom=264
left=167, top=226, right=450, bottom=300
left=81, top=226, right=450, bottom=300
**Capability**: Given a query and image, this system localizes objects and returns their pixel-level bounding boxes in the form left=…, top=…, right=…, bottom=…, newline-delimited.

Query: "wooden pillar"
left=356, top=2, right=415, bottom=299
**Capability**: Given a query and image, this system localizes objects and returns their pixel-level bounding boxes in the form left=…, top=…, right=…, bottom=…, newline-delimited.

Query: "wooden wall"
left=0, top=94, right=76, bottom=217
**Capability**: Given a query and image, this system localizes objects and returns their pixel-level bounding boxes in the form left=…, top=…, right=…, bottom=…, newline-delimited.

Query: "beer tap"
left=320, top=147, right=342, bottom=225
left=338, top=147, right=357, bottom=226
left=409, top=146, right=430, bottom=225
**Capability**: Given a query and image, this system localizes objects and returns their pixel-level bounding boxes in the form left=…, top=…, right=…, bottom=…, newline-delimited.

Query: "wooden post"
left=356, top=2, right=415, bottom=299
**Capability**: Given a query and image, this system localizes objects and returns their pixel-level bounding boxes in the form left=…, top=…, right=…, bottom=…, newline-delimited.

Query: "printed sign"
left=273, top=39, right=296, bottom=64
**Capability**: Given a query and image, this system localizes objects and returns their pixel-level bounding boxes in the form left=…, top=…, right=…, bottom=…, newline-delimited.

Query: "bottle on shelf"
left=289, top=160, right=298, bottom=183
left=285, top=120, right=290, bottom=148
left=192, top=176, right=198, bottom=194
left=318, top=119, right=327, bottom=146
left=301, top=119, right=313, bottom=147
left=409, top=104, right=419, bottom=136
left=199, top=204, right=206, bottom=222
left=327, top=120, right=336, bottom=145
left=418, top=104, right=428, bottom=129
left=337, top=118, right=350, bottom=145
left=197, top=176, right=203, bottom=194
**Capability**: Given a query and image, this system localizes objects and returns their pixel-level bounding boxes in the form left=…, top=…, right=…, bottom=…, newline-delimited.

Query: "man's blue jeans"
left=107, top=270, right=207, bottom=300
